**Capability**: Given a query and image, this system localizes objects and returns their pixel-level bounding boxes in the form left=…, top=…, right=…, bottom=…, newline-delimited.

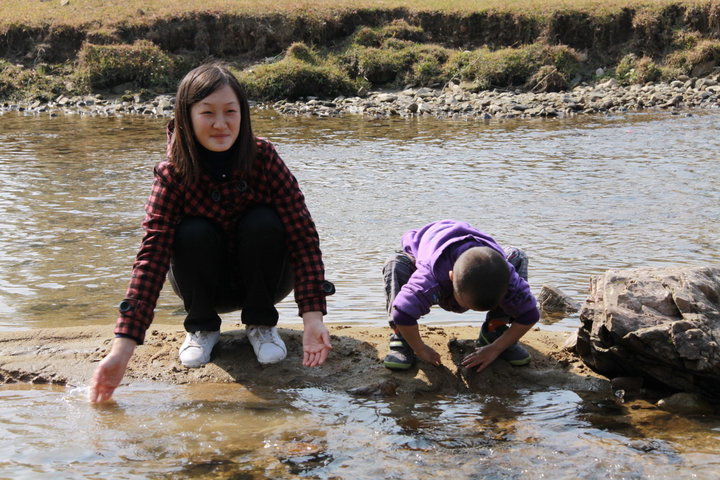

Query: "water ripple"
left=0, top=111, right=719, bottom=331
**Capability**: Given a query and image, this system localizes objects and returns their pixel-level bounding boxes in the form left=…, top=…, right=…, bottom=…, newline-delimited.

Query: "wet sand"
left=0, top=324, right=608, bottom=397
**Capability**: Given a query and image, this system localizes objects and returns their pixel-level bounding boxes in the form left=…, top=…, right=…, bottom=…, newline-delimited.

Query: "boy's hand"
left=394, top=324, right=442, bottom=367
left=416, top=343, right=442, bottom=366
left=461, top=345, right=501, bottom=372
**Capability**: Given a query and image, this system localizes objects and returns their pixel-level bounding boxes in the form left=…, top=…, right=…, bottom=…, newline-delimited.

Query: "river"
left=0, top=109, right=718, bottom=478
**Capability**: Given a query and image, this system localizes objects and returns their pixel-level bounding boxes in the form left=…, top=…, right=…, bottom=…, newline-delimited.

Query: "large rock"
left=575, top=266, right=720, bottom=401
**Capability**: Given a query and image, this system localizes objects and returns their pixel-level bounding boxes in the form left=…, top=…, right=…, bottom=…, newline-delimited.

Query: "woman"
left=89, top=63, right=334, bottom=403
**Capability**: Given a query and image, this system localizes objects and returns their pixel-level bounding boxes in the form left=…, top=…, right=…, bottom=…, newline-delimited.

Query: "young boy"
left=383, top=220, right=539, bottom=372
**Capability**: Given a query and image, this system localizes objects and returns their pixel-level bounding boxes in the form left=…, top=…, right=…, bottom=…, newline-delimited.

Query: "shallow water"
left=0, top=109, right=718, bottom=331
left=1, top=383, right=719, bottom=479
left=0, top=109, right=719, bottom=479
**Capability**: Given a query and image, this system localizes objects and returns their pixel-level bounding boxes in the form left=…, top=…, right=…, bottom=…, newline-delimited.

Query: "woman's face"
left=190, top=84, right=241, bottom=152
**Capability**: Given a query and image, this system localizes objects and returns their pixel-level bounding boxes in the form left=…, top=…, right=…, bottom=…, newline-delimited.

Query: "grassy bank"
left=1, top=0, right=719, bottom=103
left=0, top=0, right=702, bottom=26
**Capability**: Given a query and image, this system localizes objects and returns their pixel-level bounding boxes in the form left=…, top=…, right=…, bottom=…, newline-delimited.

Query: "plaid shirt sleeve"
left=114, top=162, right=181, bottom=344
left=257, top=140, right=327, bottom=316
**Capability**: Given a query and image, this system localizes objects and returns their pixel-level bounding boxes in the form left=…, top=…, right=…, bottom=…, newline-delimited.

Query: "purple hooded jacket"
left=390, top=220, right=539, bottom=327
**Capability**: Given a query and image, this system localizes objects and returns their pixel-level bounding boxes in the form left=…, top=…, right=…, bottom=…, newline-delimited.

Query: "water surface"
left=0, top=109, right=718, bottom=331
left=1, top=109, right=719, bottom=479
left=1, top=383, right=719, bottom=479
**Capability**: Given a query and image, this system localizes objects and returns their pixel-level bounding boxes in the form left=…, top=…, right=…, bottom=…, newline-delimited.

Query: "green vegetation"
left=236, top=44, right=363, bottom=100
left=0, top=60, right=70, bottom=101
left=1, top=0, right=719, bottom=102
left=447, top=43, right=582, bottom=91
left=77, top=40, right=176, bottom=90
left=615, top=54, right=661, bottom=85
left=237, top=20, right=584, bottom=99
left=665, top=39, right=720, bottom=77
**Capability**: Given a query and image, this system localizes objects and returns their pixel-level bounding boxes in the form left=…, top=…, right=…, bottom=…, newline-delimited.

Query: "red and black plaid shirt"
left=114, top=138, right=327, bottom=344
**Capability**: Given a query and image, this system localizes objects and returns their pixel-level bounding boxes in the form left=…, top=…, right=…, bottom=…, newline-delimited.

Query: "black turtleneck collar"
left=198, top=145, right=234, bottom=181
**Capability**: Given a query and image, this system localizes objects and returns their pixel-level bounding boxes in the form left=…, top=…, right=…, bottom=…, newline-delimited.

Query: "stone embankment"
left=2, top=75, right=720, bottom=120
left=271, top=75, right=720, bottom=119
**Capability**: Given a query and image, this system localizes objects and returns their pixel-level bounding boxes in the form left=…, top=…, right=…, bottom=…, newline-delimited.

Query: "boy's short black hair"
left=452, top=246, right=510, bottom=311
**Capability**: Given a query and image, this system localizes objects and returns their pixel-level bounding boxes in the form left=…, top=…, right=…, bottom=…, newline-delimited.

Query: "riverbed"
left=0, top=109, right=719, bottom=478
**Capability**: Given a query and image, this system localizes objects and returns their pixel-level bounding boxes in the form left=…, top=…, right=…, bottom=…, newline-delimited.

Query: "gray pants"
left=382, top=246, right=528, bottom=325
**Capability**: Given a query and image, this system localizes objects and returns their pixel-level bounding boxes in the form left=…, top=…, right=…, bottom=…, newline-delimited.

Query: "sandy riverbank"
left=0, top=324, right=608, bottom=398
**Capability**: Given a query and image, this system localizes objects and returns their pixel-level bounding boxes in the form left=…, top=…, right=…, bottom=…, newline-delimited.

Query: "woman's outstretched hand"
left=301, top=311, right=332, bottom=367
left=88, top=337, right=136, bottom=403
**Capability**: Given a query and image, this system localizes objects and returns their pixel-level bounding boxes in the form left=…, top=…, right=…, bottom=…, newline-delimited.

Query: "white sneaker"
left=178, top=330, right=220, bottom=368
left=246, top=326, right=287, bottom=364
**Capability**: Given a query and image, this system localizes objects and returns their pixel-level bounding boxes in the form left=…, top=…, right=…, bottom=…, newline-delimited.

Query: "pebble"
left=2, top=76, right=720, bottom=120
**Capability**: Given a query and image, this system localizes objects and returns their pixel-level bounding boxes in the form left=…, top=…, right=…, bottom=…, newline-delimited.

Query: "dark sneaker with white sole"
left=477, top=319, right=531, bottom=366
left=383, top=333, right=416, bottom=370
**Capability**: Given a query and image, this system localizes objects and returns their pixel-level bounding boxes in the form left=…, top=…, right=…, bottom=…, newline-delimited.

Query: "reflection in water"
left=0, top=110, right=718, bottom=331
left=2, top=383, right=717, bottom=479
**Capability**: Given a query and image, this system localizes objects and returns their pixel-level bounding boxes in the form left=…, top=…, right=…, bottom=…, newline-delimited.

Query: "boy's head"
left=449, top=246, right=510, bottom=311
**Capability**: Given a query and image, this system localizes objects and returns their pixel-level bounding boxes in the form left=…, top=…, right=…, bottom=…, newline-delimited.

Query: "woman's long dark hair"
left=169, top=63, right=256, bottom=184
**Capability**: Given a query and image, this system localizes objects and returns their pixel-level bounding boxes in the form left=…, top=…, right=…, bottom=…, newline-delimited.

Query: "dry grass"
left=2, top=0, right=717, bottom=101
left=0, top=0, right=707, bottom=27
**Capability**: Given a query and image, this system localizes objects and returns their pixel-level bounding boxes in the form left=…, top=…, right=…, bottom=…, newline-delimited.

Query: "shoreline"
left=0, top=324, right=606, bottom=398
left=2, top=76, right=719, bottom=121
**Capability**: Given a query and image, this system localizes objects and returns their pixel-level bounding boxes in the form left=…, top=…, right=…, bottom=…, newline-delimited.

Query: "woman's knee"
left=174, top=217, right=223, bottom=253
left=237, top=206, right=284, bottom=237
left=237, top=206, right=286, bottom=253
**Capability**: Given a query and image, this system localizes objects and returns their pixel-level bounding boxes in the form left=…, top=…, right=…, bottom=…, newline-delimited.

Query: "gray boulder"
left=538, top=284, right=580, bottom=314
left=575, top=266, right=720, bottom=401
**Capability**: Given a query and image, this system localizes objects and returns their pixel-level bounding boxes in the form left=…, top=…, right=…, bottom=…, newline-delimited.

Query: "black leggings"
left=168, top=206, right=293, bottom=332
